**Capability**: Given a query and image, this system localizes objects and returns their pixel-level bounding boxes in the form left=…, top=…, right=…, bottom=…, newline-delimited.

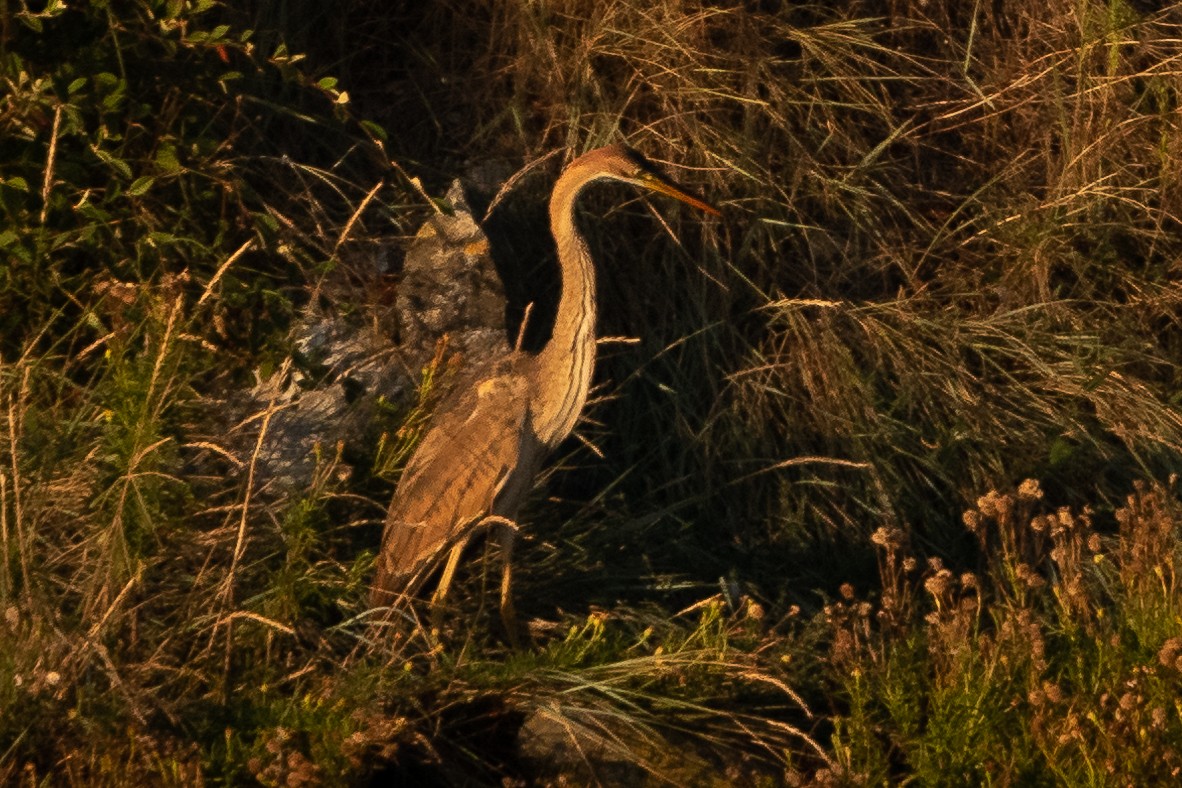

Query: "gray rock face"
left=210, top=180, right=513, bottom=491
left=394, top=181, right=511, bottom=372
left=516, top=707, right=648, bottom=785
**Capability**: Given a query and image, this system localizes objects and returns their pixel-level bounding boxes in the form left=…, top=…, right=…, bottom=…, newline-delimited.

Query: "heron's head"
left=578, top=144, right=721, bottom=216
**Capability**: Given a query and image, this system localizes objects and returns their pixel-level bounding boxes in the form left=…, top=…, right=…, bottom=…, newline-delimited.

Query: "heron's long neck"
left=530, top=165, right=600, bottom=448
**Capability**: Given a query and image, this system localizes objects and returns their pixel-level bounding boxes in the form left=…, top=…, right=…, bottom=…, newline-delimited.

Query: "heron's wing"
left=372, top=357, right=533, bottom=601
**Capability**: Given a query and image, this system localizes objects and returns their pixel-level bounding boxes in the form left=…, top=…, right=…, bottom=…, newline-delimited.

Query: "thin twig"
left=197, top=240, right=254, bottom=308
left=334, top=179, right=384, bottom=253
left=40, top=104, right=62, bottom=224
left=483, top=148, right=565, bottom=224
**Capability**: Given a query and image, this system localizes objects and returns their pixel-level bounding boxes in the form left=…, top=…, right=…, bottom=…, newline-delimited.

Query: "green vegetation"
left=3, top=0, right=1182, bottom=783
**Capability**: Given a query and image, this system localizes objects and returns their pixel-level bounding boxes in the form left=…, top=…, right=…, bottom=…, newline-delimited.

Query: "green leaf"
left=360, top=120, right=388, bottom=142
left=0, top=229, right=19, bottom=249
left=148, top=231, right=181, bottom=246
left=127, top=176, right=155, bottom=197
left=155, top=145, right=182, bottom=174
left=67, top=77, right=87, bottom=94
left=77, top=202, right=112, bottom=223
left=1049, top=437, right=1075, bottom=467
left=4, top=177, right=30, bottom=192
left=254, top=213, right=280, bottom=233
left=92, top=147, right=133, bottom=179
left=318, top=77, right=338, bottom=90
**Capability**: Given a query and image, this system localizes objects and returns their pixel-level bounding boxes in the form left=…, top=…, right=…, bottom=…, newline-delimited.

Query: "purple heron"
left=370, top=144, right=719, bottom=636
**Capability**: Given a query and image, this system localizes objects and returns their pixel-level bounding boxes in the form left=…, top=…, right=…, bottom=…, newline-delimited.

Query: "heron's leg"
left=430, top=542, right=465, bottom=630
left=497, top=523, right=520, bottom=648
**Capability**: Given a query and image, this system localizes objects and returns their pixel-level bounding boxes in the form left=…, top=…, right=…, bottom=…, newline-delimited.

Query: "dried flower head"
left=976, top=491, right=1002, bottom=518
left=1158, top=638, right=1182, bottom=668
left=924, top=569, right=953, bottom=598
left=962, top=509, right=982, bottom=532
left=870, top=525, right=902, bottom=549
left=1017, top=478, right=1043, bottom=500
left=1015, top=563, right=1045, bottom=589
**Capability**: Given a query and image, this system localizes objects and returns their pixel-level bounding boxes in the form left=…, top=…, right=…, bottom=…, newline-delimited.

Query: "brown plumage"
left=370, top=144, right=718, bottom=632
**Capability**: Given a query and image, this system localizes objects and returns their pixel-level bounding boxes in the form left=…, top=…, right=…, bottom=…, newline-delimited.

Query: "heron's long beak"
left=642, top=173, right=721, bottom=216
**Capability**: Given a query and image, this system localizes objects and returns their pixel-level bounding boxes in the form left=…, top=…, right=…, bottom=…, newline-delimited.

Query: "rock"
left=395, top=180, right=511, bottom=372
left=516, top=706, right=647, bottom=785
left=206, top=179, right=513, bottom=491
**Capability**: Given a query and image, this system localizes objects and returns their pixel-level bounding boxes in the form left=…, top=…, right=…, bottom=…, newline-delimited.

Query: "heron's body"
left=370, top=144, right=717, bottom=627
